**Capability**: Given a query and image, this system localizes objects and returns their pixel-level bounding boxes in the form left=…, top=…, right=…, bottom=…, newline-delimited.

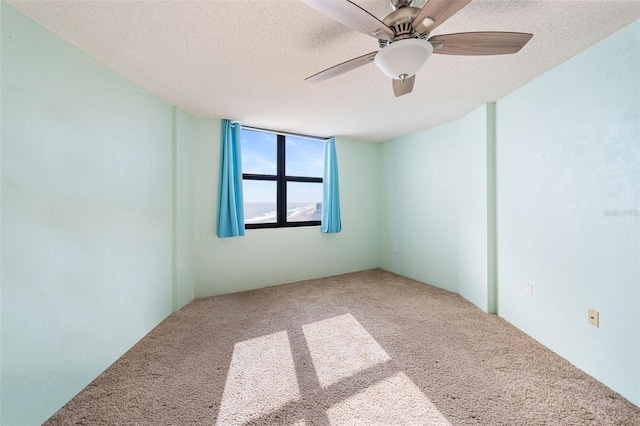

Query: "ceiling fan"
left=303, top=0, right=533, bottom=97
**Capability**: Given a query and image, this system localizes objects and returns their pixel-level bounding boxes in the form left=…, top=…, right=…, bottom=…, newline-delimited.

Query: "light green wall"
left=379, top=106, right=489, bottom=310
left=0, top=2, right=3, bottom=422
left=1, top=4, right=194, bottom=424
left=496, top=21, right=640, bottom=406
left=456, top=108, right=489, bottom=310
left=486, top=103, right=498, bottom=314
left=379, top=121, right=458, bottom=292
left=175, top=109, right=195, bottom=309
left=192, top=118, right=380, bottom=297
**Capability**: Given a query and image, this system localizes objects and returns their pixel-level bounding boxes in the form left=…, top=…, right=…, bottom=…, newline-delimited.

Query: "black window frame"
left=243, top=131, right=324, bottom=229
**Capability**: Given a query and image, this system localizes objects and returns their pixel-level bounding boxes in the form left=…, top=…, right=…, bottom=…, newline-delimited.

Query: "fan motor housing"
left=380, top=7, right=429, bottom=47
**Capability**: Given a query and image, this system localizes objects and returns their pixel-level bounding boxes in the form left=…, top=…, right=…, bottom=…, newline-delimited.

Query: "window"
left=241, top=128, right=325, bottom=229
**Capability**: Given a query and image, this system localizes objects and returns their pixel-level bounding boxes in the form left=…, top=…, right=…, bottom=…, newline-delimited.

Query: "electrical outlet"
left=525, top=283, right=533, bottom=296
left=588, top=308, right=599, bottom=328
left=393, top=245, right=399, bottom=253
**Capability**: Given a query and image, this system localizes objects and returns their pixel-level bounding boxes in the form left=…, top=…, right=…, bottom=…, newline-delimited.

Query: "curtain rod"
left=237, top=124, right=330, bottom=141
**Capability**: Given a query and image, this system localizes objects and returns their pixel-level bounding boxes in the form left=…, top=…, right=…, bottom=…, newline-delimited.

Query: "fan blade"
left=301, top=0, right=394, bottom=40
left=392, top=75, right=415, bottom=97
left=429, top=32, right=533, bottom=55
left=413, top=0, right=472, bottom=33
left=306, top=51, right=378, bottom=83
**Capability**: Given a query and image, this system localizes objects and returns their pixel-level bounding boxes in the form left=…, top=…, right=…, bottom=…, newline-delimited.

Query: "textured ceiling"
left=8, top=0, right=640, bottom=142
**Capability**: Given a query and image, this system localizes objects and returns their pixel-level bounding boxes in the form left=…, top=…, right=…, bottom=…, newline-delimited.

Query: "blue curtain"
left=217, top=120, right=245, bottom=238
left=322, top=137, right=342, bottom=233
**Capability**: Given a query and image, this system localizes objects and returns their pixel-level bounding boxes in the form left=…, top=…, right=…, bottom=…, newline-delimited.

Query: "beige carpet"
left=45, top=269, right=639, bottom=425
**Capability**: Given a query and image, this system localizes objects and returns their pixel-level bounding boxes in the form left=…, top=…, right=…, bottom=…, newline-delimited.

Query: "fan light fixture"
left=374, top=38, right=433, bottom=80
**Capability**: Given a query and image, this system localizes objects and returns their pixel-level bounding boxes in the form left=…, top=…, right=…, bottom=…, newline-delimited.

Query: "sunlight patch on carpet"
left=302, top=313, right=391, bottom=387
left=326, top=372, right=452, bottom=425
left=216, top=331, right=300, bottom=425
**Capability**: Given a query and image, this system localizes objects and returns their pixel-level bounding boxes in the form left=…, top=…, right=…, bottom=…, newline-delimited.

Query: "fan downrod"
left=390, top=0, right=413, bottom=11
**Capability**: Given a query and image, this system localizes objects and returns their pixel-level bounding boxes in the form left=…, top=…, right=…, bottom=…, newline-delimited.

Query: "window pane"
left=285, top=137, right=324, bottom=178
left=287, top=182, right=322, bottom=222
left=241, top=129, right=277, bottom=175
left=243, top=180, right=277, bottom=224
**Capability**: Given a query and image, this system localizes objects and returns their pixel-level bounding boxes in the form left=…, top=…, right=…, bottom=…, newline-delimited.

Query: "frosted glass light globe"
left=374, top=39, right=433, bottom=79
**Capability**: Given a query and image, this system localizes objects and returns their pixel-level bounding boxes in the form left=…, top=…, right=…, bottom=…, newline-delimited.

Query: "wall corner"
left=486, top=102, right=498, bottom=314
